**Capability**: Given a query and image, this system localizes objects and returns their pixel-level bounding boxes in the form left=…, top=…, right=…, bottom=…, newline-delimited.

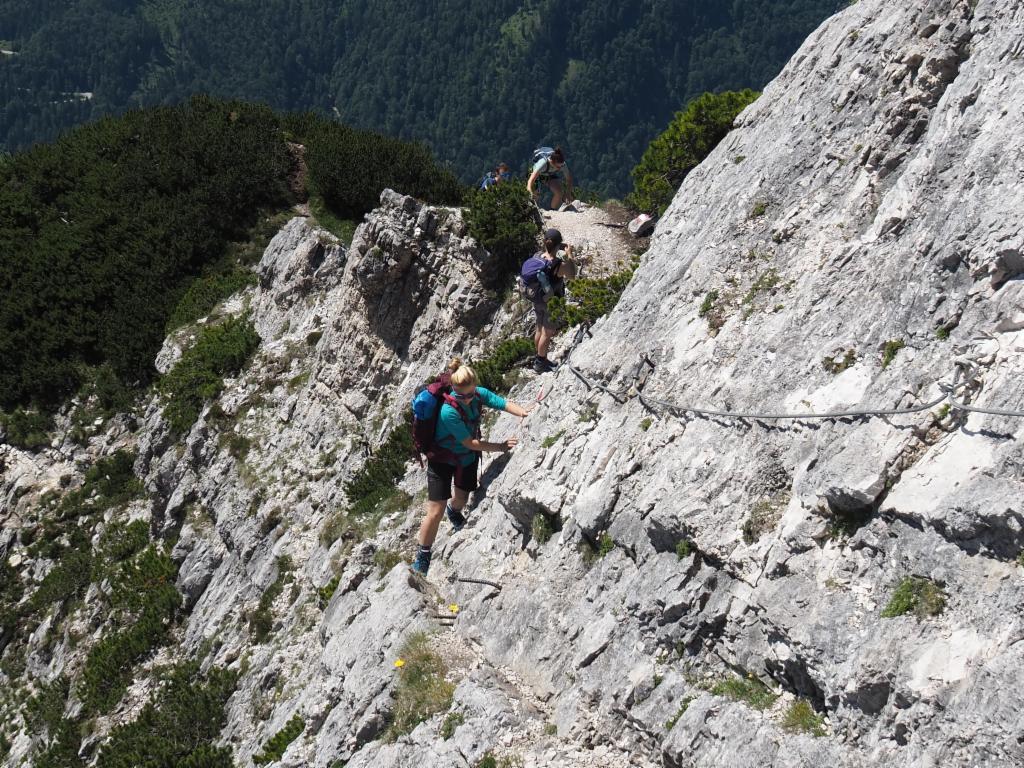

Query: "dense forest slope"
left=0, top=0, right=839, bottom=194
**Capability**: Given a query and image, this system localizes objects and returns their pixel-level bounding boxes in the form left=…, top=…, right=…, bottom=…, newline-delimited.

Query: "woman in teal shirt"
left=412, top=358, right=532, bottom=575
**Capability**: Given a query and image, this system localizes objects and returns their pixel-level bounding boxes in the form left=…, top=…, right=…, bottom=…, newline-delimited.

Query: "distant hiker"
left=527, top=146, right=575, bottom=210
left=480, top=162, right=512, bottom=190
left=411, top=358, right=532, bottom=576
left=520, top=228, right=578, bottom=373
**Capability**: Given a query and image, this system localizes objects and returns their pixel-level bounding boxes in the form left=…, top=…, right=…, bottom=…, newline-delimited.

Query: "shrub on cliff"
left=95, top=664, right=237, bottom=768
left=253, top=715, right=305, bottom=765
left=628, top=90, right=760, bottom=215
left=0, top=408, right=53, bottom=450
left=471, top=337, right=535, bottom=391
left=465, top=180, right=540, bottom=285
left=79, top=546, right=182, bottom=714
left=0, top=101, right=466, bottom=415
left=158, top=316, right=261, bottom=435
left=342, top=414, right=415, bottom=519
left=284, top=112, right=465, bottom=219
left=549, top=257, right=639, bottom=329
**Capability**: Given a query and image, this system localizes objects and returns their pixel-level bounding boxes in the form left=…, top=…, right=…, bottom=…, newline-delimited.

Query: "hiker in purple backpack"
left=411, top=358, right=532, bottom=576
left=521, top=228, right=578, bottom=373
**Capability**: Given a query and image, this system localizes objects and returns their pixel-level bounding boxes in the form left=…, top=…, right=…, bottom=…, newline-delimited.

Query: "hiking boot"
left=446, top=504, right=466, bottom=532
left=411, top=548, right=432, bottom=576
left=533, top=356, right=556, bottom=374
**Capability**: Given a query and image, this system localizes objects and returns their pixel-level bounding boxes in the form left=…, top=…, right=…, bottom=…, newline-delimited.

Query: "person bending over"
left=527, top=147, right=574, bottom=210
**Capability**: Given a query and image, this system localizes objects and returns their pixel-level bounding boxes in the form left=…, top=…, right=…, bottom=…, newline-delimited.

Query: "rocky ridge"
left=2, top=0, right=1024, bottom=766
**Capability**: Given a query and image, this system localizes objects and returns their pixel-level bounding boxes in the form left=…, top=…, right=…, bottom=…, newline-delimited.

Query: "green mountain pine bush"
left=628, top=90, right=760, bottom=214
left=465, top=180, right=540, bottom=286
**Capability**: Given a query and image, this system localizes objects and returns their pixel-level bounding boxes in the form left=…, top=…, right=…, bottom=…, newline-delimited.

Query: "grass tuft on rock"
left=822, top=349, right=857, bottom=374
left=881, top=338, right=905, bottom=369
left=541, top=430, right=565, bottom=449
left=318, top=576, right=340, bottom=607
left=531, top=511, right=561, bottom=545
left=373, top=548, right=404, bottom=575
left=742, top=493, right=789, bottom=545
left=385, top=632, right=454, bottom=741
left=665, top=696, right=694, bottom=730
left=781, top=698, right=826, bottom=736
left=710, top=675, right=778, bottom=711
left=248, top=556, right=294, bottom=643
left=439, top=711, right=464, bottom=739
left=881, top=576, right=946, bottom=619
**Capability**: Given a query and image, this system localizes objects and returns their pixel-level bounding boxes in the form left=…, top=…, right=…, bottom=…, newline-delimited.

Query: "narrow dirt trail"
left=538, top=201, right=643, bottom=279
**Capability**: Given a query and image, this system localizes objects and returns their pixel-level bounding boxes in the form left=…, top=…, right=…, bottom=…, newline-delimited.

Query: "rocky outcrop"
left=418, top=1, right=1024, bottom=765
left=3, top=1, right=1023, bottom=767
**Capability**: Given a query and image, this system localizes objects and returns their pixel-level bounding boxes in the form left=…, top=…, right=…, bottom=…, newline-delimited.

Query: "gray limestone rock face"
left=4, top=1, right=1024, bottom=767
left=427, top=0, right=1024, bottom=765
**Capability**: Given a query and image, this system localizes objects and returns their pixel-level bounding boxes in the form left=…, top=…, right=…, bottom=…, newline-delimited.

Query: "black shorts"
left=426, top=458, right=479, bottom=501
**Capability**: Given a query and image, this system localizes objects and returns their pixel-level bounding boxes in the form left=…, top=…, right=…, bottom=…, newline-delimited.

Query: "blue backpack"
left=521, top=255, right=549, bottom=282
left=519, top=254, right=562, bottom=301
left=480, top=170, right=511, bottom=190
left=410, top=372, right=475, bottom=464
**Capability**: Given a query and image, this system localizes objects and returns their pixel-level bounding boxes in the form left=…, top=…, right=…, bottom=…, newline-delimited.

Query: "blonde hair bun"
left=450, top=364, right=478, bottom=387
